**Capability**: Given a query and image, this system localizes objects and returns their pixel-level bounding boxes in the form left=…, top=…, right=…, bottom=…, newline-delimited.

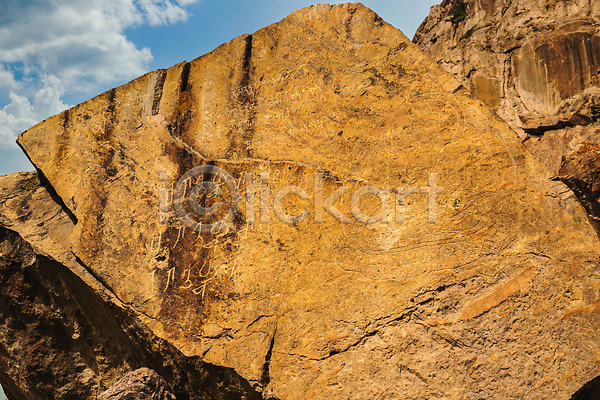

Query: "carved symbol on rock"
left=173, top=165, right=240, bottom=234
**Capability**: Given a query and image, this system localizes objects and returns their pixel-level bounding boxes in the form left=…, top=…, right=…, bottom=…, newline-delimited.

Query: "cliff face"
left=414, top=0, right=600, bottom=232
left=2, top=3, right=600, bottom=399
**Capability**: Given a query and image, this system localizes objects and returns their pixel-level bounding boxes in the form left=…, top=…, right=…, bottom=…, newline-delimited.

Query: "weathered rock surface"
left=414, top=0, right=600, bottom=233
left=0, top=172, right=260, bottom=399
left=97, top=368, right=176, bottom=400
left=1, top=3, right=600, bottom=399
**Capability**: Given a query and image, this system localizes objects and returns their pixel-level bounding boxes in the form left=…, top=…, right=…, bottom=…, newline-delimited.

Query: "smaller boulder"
left=98, top=368, right=177, bottom=400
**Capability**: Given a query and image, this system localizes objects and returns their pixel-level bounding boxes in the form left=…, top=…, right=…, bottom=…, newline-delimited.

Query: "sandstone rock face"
left=414, top=0, right=600, bottom=232
left=1, top=3, right=600, bottom=399
left=0, top=172, right=259, bottom=399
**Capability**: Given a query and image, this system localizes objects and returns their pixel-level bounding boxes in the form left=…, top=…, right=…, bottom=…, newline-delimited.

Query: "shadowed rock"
left=0, top=172, right=260, bottom=400
left=414, top=0, right=600, bottom=233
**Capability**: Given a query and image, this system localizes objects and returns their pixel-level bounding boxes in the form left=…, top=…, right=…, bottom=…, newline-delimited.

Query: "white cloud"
left=138, top=0, right=191, bottom=26
left=31, top=76, right=69, bottom=118
left=0, top=76, right=67, bottom=148
left=0, top=64, right=19, bottom=91
left=0, top=0, right=162, bottom=85
left=175, top=0, right=197, bottom=6
left=0, top=0, right=197, bottom=152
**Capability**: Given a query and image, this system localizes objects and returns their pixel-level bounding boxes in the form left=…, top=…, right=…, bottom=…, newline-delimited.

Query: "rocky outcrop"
left=1, top=3, right=600, bottom=399
left=414, top=0, right=600, bottom=233
left=97, top=368, right=176, bottom=400
left=0, top=172, right=260, bottom=399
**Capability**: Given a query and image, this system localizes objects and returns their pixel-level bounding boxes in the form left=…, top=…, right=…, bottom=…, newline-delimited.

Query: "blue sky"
left=0, top=0, right=438, bottom=394
left=0, top=1, right=439, bottom=177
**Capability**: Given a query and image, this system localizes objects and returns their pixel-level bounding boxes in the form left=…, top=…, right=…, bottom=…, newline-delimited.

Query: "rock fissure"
left=259, top=330, right=275, bottom=388
left=152, top=69, right=167, bottom=116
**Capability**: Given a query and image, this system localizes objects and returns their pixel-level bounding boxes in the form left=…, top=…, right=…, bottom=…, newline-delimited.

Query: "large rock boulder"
left=1, top=3, right=600, bottom=399
left=414, top=0, right=600, bottom=232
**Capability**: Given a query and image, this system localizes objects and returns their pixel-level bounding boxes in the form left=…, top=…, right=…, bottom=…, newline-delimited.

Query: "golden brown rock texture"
left=414, top=0, right=600, bottom=232
left=0, top=172, right=261, bottom=399
left=3, top=2, right=600, bottom=399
